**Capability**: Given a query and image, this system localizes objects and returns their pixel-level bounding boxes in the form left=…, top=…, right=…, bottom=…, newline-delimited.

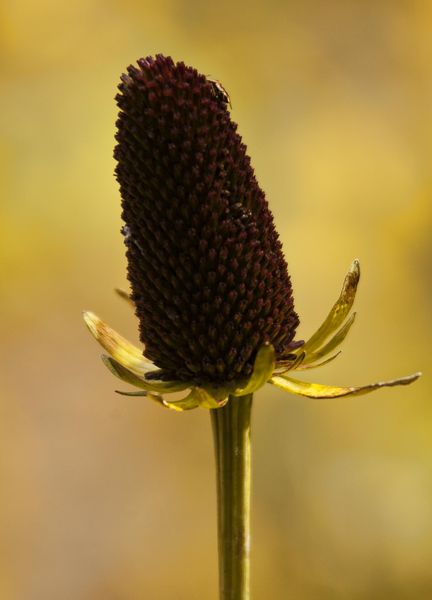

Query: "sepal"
left=232, top=343, right=276, bottom=396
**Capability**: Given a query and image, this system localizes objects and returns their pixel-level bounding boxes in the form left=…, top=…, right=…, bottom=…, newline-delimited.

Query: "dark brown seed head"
left=114, top=54, right=300, bottom=385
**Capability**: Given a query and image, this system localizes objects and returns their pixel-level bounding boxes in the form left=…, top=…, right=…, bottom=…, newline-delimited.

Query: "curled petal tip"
left=83, top=310, right=97, bottom=332
left=83, top=310, right=155, bottom=376
left=299, top=262, right=360, bottom=359
left=351, top=259, right=360, bottom=274
left=345, top=260, right=360, bottom=290
left=401, top=372, right=422, bottom=384
left=83, top=311, right=108, bottom=345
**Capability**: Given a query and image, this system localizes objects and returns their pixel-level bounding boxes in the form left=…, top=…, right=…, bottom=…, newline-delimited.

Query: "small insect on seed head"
left=207, top=77, right=232, bottom=108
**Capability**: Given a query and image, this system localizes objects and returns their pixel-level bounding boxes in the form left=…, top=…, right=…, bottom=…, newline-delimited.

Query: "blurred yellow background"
left=1, top=1, right=431, bottom=598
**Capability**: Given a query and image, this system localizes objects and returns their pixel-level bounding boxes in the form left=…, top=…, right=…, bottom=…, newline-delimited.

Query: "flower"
left=83, top=55, right=420, bottom=411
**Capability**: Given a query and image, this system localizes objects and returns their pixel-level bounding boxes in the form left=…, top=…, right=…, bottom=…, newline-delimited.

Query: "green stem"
left=211, top=394, right=253, bottom=600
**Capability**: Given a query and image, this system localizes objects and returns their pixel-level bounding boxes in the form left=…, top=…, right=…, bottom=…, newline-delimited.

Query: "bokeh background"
left=1, top=1, right=431, bottom=598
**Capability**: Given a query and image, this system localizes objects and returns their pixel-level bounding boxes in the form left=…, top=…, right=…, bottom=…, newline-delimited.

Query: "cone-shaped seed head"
left=114, top=55, right=299, bottom=385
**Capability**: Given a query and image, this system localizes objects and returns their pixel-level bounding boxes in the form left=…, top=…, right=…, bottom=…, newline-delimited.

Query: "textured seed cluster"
left=114, top=55, right=299, bottom=385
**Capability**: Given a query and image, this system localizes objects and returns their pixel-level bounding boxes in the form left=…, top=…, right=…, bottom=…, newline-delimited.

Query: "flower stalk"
left=211, top=394, right=253, bottom=600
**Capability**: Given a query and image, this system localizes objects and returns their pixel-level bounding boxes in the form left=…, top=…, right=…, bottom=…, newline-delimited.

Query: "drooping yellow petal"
left=115, top=388, right=198, bottom=411
left=115, top=388, right=167, bottom=407
left=232, top=343, right=276, bottom=397
left=297, top=260, right=360, bottom=357
left=102, top=355, right=190, bottom=393
left=115, top=389, right=149, bottom=396
left=165, top=387, right=228, bottom=411
left=162, top=389, right=202, bottom=411
left=269, top=372, right=421, bottom=399
left=301, top=313, right=356, bottom=366
left=146, top=393, right=169, bottom=408
left=83, top=311, right=153, bottom=376
left=161, top=400, right=189, bottom=412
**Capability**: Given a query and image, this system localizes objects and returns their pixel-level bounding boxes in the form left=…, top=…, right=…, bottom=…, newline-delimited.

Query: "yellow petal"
left=203, top=385, right=233, bottom=404
left=298, top=260, right=360, bottom=357
left=115, top=390, right=148, bottom=396
left=162, top=389, right=202, bottom=411
left=115, top=388, right=167, bottom=408
left=83, top=311, right=153, bottom=376
left=269, top=372, right=421, bottom=399
left=232, top=343, right=276, bottom=397
left=115, top=389, right=194, bottom=411
left=301, top=313, right=356, bottom=366
left=274, top=351, right=306, bottom=374
left=165, top=387, right=228, bottom=411
left=296, top=351, right=342, bottom=370
left=198, top=387, right=229, bottom=409
left=161, top=400, right=187, bottom=412
left=102, top=355, right=190, bottom=393
left=115, top=288, right=135, bottom=307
